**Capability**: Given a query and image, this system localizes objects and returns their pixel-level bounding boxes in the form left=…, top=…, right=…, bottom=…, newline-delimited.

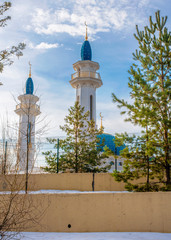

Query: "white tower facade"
left=70, top=25, right=102, bottom=123
left=15, top=66, right=40, bottom=171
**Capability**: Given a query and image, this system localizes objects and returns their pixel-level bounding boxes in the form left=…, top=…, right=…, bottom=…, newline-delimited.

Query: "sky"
left=0, top=0, right=171, bottom=138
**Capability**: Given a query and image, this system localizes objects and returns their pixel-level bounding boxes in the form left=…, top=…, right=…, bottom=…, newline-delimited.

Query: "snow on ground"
left=17, top=232, right=171, bottom=240
left=0, top=189, right=129, bottom=194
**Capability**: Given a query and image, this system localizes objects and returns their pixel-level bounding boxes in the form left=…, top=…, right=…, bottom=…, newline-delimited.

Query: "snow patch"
left=15, top=232, right=171, bottom=240
left=0, top=189, right=129, bottom=194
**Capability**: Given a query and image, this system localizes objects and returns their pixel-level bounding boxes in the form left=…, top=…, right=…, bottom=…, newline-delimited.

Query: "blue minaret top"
left=81, top=23, right=92, bottom=61
left=25, top=62, right=34, bottom=95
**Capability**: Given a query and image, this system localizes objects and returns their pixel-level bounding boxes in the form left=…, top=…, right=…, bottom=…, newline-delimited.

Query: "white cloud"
left=28, top=42, right=60, bottom=50
left=29, top=0, right=150, bottom=38
left=65, top=47, right=73, bottom=51
left=35, top=42, right=60, bottom=49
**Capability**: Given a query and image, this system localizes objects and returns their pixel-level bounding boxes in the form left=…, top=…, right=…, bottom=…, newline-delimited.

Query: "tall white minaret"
left=15, top=63, right=40, bottom=171
left=70, top=23, right=103, bottom=124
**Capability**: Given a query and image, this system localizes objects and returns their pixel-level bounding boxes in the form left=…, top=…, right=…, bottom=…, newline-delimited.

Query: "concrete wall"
left=0, top=173, right=126, bottom=191
left=0, top=192, right=170, bottom=233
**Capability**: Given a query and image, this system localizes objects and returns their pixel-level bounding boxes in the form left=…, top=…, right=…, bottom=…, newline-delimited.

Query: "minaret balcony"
left=71, top=71, right=101, bottom=80
left=16, top=103, right=40, bottom=111
left=15, top=103, right=41, bottom=116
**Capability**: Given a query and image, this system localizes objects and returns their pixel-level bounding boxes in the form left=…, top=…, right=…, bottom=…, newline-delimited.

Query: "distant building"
left=15, top=64, right=40, bottom=171
left=97, top=133, right=125, bottom=172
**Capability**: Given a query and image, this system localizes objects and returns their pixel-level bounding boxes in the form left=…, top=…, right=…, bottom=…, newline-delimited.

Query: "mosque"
left=15, top=24, right=124, bottom=172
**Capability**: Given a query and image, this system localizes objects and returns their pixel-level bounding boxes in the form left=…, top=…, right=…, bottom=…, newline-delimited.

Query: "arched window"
left=90, top=95, right=93, bottom=120
left=28, top=122, right=31, bottom=144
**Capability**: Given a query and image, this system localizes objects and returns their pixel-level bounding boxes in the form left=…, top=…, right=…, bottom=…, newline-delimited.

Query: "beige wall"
left=1, top=174, right=170, bottom=233
left=0, top=192, right=170, bottom=233
left=0, top=173, right=126, bottom=191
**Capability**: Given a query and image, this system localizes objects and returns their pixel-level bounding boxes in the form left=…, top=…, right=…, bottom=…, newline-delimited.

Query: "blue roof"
left=81, top=40, right=92, bottom=61
left=97, top=133, right=125, bottom=156
left=25, top=77, right=34, bottom=95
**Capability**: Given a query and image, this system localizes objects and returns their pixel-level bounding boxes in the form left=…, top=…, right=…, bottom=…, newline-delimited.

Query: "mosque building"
left=15, top=24, right=124, bottom=172
left=15, top=63, right=40, bottom=171
left=70, top=23, right=102, bottom=124
left=70, top=24, right=125, bottom=172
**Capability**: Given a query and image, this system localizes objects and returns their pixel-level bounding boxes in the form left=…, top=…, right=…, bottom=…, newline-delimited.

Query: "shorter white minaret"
left=70, top=23, right=102, bottom=124
left=15, top=63, right=40, bottom=171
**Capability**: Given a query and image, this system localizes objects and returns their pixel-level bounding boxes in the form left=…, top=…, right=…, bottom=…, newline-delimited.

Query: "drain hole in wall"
left=68, top=224, right=71, bottom=228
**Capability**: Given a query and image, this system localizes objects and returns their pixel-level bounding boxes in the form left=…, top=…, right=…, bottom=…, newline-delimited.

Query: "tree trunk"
left=164, top=129, right=170, bottom=188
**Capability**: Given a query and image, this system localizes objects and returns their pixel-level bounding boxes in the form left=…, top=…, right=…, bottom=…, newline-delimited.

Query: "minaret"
left=70, top=23, right=103, bottom=124
left=99, top=112, right=104, bottom=133
left=15, top=63, right=40, bottom=171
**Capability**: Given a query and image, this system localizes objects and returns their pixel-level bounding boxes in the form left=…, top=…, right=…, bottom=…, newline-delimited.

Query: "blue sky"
left=0, top=0, right=171, bottom=137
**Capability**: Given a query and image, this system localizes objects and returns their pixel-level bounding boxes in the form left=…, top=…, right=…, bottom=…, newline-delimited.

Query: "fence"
left=0, top=173, right=126, bottom=191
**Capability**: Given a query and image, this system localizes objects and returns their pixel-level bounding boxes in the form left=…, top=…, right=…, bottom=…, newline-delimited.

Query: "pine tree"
left=80, top=120, right=110, bottom=173
left=42, top=138, right=63, bottom=173
left=42, top=102, right=110, bottom=173
left=112, top=11, right=171, bottom=190
left=59, top=101, right=89, bottom=173
left=112, top=133, right=160, bottom=191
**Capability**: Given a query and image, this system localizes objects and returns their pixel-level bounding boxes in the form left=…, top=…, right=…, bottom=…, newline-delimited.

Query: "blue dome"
left=81, top=40, right=92, bottom=61
left=25, top=77, right=34, bottom=95
left=97, top=133, right=125, bottom=156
